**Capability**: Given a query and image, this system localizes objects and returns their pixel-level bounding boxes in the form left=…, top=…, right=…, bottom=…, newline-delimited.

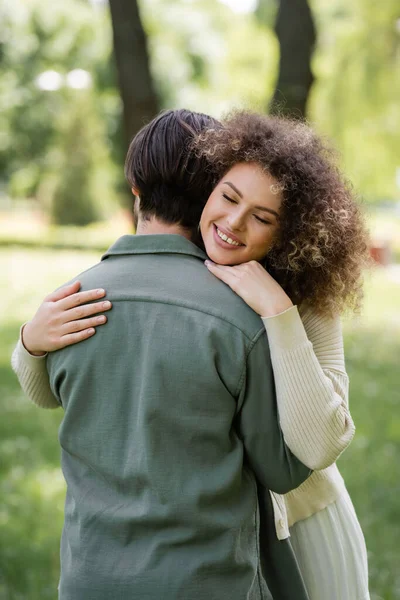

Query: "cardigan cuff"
left=17, top=325, right=48, bottom=371
left=261, top=305, right=311, bottom=352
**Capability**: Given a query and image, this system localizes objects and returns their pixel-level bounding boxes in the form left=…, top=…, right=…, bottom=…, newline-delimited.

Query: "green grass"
left=0, top=249, right=99, bottom=600
left=0, top=248, right=399, bottom=600
left=340, top=268, right=400, bottom=600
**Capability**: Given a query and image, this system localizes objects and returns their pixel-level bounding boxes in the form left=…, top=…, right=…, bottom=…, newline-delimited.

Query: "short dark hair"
left=125, top=109, right=221, bottom=230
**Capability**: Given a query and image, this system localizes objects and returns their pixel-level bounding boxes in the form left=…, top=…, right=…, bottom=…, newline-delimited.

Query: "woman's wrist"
left=21, top=322, right=47, bottom=357
left=261, top=305, right=311, bottom=352
left=260, top=297, right=293, bottom=318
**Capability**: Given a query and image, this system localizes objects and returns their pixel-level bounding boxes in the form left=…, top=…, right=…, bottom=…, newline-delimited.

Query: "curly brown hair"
left=193, top=111, right=370, bottom=316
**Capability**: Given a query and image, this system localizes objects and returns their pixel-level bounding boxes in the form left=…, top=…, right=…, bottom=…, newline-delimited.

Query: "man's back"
left=48, top=234, right=309, bottom=600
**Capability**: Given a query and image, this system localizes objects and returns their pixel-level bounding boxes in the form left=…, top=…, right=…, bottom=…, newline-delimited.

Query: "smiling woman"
left=200, top=162, right=282, bottom=264
left=194, top=110, right=370, bottom=316
left=194, top=110, right=371, bottom=600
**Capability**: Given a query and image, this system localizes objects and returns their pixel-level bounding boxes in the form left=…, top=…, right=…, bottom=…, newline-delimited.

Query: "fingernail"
left=103, top=301, right=111, bottom=309
left=97, top=289, right=105, bottom=297
left=97, top=316, right=106, bottom=323
left=87, top=328, right=95, bottom=335
left=205, top=260, right=211, bottom=266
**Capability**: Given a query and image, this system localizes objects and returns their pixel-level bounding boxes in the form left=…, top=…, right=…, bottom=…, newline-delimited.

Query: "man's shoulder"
left=64, top=251, right=265, bottom=342
left=166, top=257, right=266, bottom=341
left=57, top=259, right=104, bottom=291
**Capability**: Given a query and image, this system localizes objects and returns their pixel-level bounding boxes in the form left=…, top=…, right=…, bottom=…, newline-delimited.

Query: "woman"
left=12, top=111, right=370, bottom=599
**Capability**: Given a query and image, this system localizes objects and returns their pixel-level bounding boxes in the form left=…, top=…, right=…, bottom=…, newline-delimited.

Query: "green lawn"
left=0, top=248, right=399, bottom=600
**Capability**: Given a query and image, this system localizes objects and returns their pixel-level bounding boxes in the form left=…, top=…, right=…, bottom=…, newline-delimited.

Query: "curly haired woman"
left=193, top=112, right=370, bottom=599
left=12, top=111, right=370, bottom=599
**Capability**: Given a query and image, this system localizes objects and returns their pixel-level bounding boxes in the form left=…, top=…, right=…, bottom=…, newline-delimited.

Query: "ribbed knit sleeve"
left=261, top=305, right=355, bottom=470
left=11, top=331, right=60, bottom=409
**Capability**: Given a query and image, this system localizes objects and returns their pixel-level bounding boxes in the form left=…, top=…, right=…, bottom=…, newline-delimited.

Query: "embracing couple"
left=13, top=109, right=370, bottom=600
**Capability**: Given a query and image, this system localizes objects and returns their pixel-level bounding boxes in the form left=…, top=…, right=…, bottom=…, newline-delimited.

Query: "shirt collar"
left=102, top=234, right=207, bottom=262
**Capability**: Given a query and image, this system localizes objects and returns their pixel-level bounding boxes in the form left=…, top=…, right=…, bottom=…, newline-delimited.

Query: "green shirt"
left=48, top=234, right=310, bottom=600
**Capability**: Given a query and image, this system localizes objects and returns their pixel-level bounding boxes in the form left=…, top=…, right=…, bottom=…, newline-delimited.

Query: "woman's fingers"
left=206, top=259, right=293, bottom=317
left=47, top=280, right=81, bottom=303
left=59, top=288, right=107, bottom=311
left=62, top=314, right=108, bottom=335
left=57, top=328, right=97, bottom=349
left=64, top=300, right=112, bottom=322
left=205, top=261, right=240, bottom=290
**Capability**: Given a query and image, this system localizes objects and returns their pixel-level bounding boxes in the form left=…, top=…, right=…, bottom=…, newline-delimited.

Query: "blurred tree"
left=1, top=0, right=398, bottom=208
left=310, top=0, right=400, bottom=200
left=0, top=0, right=120, bottom=215
left=109, top=0, right=159, bottom=143
left=141, top=0, right=277, bottom=115
left=51, top=93, right=102, bottom=225
left=269, top=0, right=316, bottom=118
left=0, top=0, right=118, bottom=197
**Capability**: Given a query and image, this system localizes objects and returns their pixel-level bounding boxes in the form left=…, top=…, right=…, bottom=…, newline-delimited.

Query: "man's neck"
left=136, top=216, right=193, bottom=241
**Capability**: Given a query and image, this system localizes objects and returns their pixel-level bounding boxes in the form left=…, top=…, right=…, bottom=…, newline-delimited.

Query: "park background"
left=0, top=0, right=399, bottom=598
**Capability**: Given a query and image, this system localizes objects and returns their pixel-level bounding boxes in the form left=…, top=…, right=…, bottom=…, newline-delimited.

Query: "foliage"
left=50, top=93, right=104, bottom=225
left=0, top=0, right=120, bottom=219
left=309, top=0, right=400, bottom=201
left=340, top=268, right=400, bottom=600
left=0, top=0, right=399, bottom=213
left=141, top=0, right=277, bottom=115
left=142, top=0, right=400, bottom=201
left=0, top=248, right=399, bottom=598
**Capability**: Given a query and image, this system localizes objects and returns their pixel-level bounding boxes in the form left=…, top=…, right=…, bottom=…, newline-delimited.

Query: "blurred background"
left=0, top=0, right=399, bottom=598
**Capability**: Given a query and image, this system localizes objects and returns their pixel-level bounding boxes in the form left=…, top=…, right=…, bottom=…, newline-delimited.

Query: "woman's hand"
left=22, top=280, right=112, bottom=356
left=205, top=260, right=293, bottom=317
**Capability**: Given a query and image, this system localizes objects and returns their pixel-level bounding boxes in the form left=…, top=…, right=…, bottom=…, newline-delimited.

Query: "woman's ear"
left=131, top=186, right=140, bottom=198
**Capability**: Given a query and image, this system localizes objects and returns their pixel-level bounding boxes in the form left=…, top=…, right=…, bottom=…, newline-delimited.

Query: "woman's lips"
left=212, top=224, right=244, bottom=250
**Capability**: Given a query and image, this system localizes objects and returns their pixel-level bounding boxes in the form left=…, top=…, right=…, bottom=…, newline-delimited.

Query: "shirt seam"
left=108, top=297, right=266, bottom=342
left=102, top=248, right=206, bottom=260
left=234, top=328, right=266, bottom=398
left=254, top=479, right=264, bottom=599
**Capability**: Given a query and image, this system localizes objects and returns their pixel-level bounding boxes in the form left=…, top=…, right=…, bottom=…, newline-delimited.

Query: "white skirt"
left=289, top=489, right=370, bottom=600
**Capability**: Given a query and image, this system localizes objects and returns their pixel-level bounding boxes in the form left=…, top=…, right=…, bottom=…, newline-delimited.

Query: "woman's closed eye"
left=222, top=193, right=237, bottom=204
left=222, top=193, right=272, bottom=225
left=254, top=214, right=272, bottom=225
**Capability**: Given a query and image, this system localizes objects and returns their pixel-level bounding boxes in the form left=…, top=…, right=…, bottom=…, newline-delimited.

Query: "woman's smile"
left=200, top=162, right=282, bottom=266
left=213, top=224, right=245, bottom=248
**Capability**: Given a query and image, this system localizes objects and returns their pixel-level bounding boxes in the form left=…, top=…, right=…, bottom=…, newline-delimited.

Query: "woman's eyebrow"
left=224, top=180, right=279, bottom=219
left=255, top=206, right=279, bottom=219
left=224, top=181, right=243, bottom=197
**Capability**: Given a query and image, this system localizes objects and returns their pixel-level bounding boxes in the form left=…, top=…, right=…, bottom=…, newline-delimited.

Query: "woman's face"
left=200, top=162, right=282, bottom=265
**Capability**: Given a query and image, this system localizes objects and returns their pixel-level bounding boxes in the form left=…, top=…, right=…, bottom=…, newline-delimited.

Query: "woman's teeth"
left=216, top=227, right=242, bottom=246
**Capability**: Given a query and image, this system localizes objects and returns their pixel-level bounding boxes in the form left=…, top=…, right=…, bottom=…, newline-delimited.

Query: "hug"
left=13, top=109, right=370, bottom=600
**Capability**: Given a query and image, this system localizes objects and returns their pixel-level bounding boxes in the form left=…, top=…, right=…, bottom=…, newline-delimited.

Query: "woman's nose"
left=227, top=211, right=245, bottom=231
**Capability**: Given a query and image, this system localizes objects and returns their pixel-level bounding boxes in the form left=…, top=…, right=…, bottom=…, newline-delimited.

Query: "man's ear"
left=132, top=195, right=140, bottom=230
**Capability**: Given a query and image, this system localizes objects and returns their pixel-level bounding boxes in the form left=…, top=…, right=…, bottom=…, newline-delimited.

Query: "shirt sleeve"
left=261, top=305, right=355, bottom=470
left=11, top=327, right=60, bottom=409
left=236, top=331, right=312, bottom=495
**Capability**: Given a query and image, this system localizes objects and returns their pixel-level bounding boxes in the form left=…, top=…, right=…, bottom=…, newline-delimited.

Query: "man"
left=33, top=110, right=311, bottom=598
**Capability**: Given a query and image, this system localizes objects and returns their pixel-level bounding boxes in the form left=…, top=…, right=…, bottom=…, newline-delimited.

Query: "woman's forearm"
left=11, top=332, right=60, bottom=409
left=10, top=283, right=113, bottom=410
left=262, top=306, right=355, bottom=470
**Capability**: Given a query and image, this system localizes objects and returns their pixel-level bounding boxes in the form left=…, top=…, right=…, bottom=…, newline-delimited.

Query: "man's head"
left=125, top=109, right=221, bottom=232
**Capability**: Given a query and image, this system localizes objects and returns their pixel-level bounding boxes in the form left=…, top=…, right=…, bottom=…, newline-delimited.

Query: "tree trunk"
left=270, top=0, right=316, bottom=119
left=108, top=0, right=159, bottom=144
